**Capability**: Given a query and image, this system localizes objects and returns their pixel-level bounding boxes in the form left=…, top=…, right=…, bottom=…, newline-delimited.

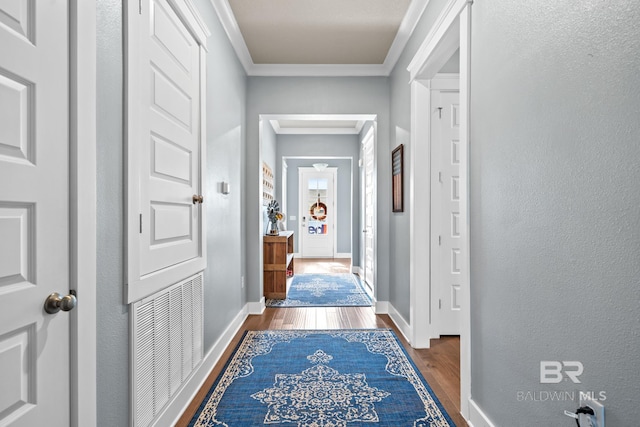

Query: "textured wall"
left=470, top=1, right=640, bottom=425
left=387, top=0, right=451, bottom=321
left=96, top=1, right=128, bottom=425
left=195, top=0, right=247, bottom=351
left=246, top=77, right=390, bottom=302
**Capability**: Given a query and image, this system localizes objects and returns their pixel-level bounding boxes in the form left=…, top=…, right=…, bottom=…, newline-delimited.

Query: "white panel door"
left=0, top=0, right=72, bottom=425
left=362, top=131, right=375, bottom=289
left=431, top=90, right=461, bottom=335
left=299, top=168, right=336, bottom=258
left=137, top=0, right=202, bottom=277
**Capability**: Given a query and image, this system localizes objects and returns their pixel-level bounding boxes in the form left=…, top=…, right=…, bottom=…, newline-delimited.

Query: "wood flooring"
left=176, top=258, right=467, bottom=426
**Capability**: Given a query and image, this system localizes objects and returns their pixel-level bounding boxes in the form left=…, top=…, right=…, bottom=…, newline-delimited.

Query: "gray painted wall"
left=470, top=1, right=640, bottom=425
left=387, top=0, right=451, bottom=321
left=246, top=78, right=390, bottom=302
left=96, top=1, right=128, bottom=424
left=96, top=0, right=247, bottom=424
left=277, top=135, right=360, bottom=258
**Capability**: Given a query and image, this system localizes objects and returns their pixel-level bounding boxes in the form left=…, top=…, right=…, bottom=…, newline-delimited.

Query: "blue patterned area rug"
left=189, top=329, right=456, bottom=427
left=266, top=274, right=372, bottom=307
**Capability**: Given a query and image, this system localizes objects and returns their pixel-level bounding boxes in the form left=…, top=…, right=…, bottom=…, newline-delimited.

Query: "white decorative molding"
left=247, top=297, right=266, bottom=315
left=407, top=0, right=472, bottom=419
left=208, top=0, right=253, bottom=70
left=208, top=0, right=431, bottom=76
left=71, top=0, right=97, bottom=424
left=382, top=0, right=431, bottom=74
left=334, top=253, right=352, bottom=259
left=169, top=0, right=211, bottom=49
left=163, top=306, right=248, bottom=426
left=468, top=399, right=496, bottom=427
left=387, top=303, right=412, bottom=345
left=375, top=300, right=389, bottom=314
left=427, top=73, right=460, bottom=90
left=407, top=0, right=472, bottom=82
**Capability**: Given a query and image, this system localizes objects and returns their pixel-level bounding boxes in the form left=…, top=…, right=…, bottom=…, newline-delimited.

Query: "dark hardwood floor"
left=176, top=258, right=466, bottom=426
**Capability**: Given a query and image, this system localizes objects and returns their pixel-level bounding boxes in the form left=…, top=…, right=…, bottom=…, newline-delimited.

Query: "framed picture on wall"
left=392, top=144, right=403, bottom=212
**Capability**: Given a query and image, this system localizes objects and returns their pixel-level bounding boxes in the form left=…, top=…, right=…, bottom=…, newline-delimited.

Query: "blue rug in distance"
left=189, top=329, right=456, bottom=427
left=266, top=273, right=372, bottom=307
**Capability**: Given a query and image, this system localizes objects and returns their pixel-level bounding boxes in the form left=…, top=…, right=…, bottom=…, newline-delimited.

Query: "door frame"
left=428, top=80, right=460, bottom=337
left=360, top=126, right=376, bottom=292
left=407, top=0, right=472, bottom=420
left=70, top=0, right=97, bottom=424
left=298, top=166, right=338, bottom=258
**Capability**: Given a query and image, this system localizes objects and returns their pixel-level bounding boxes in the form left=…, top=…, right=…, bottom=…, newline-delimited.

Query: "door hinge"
left=437, top=107, right=443, bottom=119
left=439, top=299, right=442, bottom=309
left=438, top=171, right=442, bottom=183
left=139, top=214, right=142, bottom=233
left=139, top=0, right=142, bottom=14
left=438, top=235, right=442, bottom=246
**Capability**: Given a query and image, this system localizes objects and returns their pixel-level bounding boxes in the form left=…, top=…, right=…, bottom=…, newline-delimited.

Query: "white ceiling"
left=212, top=0, right=431, bottom=76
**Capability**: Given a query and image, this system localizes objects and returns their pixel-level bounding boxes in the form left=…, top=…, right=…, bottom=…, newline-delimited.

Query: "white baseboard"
left=375, top=300, right=388, bottom=314
left=160, top=305, right=248, bottom=426
left=247, top=297, right=266, bottom=315
left=352, top=266, right=362, bottom=275
left=387, top=303, right=412, bottom=345
left=467, top=399, right=495, bottom=427
left=334, top=252, right=351, bottom=259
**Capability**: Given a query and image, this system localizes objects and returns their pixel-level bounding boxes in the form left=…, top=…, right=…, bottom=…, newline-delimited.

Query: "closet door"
left=127, top=0, right=209, bottom=302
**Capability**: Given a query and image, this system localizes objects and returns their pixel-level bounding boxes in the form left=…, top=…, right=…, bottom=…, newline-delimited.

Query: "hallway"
left=177, top=259, right=465, bottom=426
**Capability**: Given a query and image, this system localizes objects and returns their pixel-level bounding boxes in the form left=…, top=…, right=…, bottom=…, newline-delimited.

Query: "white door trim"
left=70, top=0, right=97, bottom=424
left=408, top=0, right=472, bottom=420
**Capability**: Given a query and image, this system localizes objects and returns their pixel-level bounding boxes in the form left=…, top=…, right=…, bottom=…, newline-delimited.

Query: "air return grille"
left=132, top=273, right=203, bottom=426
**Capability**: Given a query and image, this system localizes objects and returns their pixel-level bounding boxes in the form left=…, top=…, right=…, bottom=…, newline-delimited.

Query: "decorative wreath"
left=310, top=196, right=327, bottom=221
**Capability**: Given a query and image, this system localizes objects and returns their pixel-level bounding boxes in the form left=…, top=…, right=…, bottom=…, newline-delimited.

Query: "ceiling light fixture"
left=312, top=163, right=329, bottom=171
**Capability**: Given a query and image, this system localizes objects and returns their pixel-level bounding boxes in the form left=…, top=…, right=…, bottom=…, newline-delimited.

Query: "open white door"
left=431, top=89, right=462, bottom=335
left=299, top=167, right=337, bottom=258
left=362, top=130, right=375, bottom=289
left=0, top=1, right=77, bottom=424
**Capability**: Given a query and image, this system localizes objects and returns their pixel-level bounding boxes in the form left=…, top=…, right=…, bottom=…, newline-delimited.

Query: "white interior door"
left=431, top=90, right=461, bottom=335
left=139, top=0, right=202, bottom=276
left=299, top=168, right=336, bottom=258
left=362, top=131, right=375, bottom=288
left=0, top=1, right=73, bottom=424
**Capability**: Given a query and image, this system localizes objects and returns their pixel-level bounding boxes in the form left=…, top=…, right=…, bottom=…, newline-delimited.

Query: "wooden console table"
left=263, top=231, right=294, bottom=299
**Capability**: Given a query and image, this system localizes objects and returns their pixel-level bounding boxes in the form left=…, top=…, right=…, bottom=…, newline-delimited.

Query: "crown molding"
left=382, top=0, right=431, bottom=74
left=209, top=0, right=430, bottom=77
left=209, top=0, right=253, bottom=70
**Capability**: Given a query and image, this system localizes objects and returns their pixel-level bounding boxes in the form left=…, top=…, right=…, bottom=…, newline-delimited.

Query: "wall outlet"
left=579, top=396, right=604, bottom=427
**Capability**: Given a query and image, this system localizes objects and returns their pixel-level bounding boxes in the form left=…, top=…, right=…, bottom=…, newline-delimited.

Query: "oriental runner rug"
left=265, top=274, right=372, bottom=307
left=189, top=329, right=455, bottom=426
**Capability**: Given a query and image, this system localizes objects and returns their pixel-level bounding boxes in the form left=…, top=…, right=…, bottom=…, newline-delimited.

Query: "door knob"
left=192, top=194, right=204, bottom=204
left=44, top=291, right=77, bottom=314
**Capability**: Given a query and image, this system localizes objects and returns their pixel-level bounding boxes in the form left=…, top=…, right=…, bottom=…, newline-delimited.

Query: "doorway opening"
left=407, top=1, right=473, bottom=421
left=258, top=114, right=377, bottom=307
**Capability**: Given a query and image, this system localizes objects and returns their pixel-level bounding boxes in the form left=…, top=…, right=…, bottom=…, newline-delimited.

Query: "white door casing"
left=0, top=0, right=80, bottom=424
left=362, top=129, right=375, bottom=289
left=408, top=0, right=472, bottom=418
left=299, top=167, right=337, bottom=258
left=126, top=0, right=210, bottom=303
left=431, top=90, right=461, bottom=335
